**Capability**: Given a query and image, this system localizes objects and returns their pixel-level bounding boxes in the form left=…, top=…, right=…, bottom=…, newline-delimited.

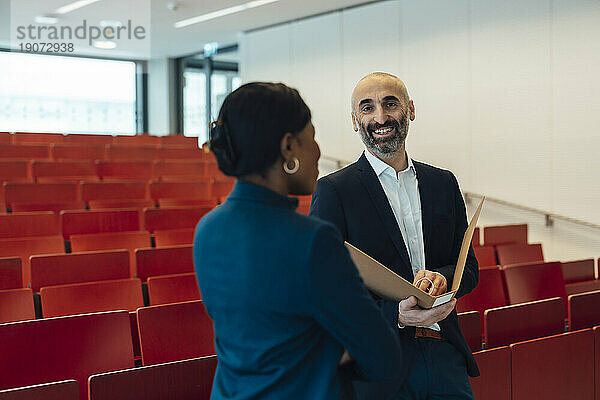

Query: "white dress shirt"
left=364, top=149, right=440, bottom=331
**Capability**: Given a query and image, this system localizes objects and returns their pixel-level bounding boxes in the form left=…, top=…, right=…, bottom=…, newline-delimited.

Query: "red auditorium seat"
left=95, top=161, right=154, bottom=180
left=294, top=195, right=312, bottom=215
left=0, top=235, right=65, bottom=285
left=204, top=161, right=221, bottom=178
left=147, top=273, right=201, bottom=306
left=0, top=132, right=10, bottom=144
left=137, top=300, right=215, bottom=365
left=0, top=288, right=35, bottom=323
left=31, top=160, right=97, bottom=182
left=154, top=228, right=195, bottom=247
left=153, top=160, right=205, bottom=180
left=562, top=259, right=595, bottom=283
left=40, top=278, right=144, bottom=318
left=4, top=182, right=84, bottom=213
left=107, top=145, right=157, bottom=161
left=568, top=291, right=600, bottom=331
left=149, top=180, right=212, bottom=206
left=501, top=261, right=567, bottom=308
left=566, top=279, right=600, bottom=296
left=0, top=311, right=134, bottom=400
left=30, top=250, right=130, bottom=292
left=0, top=211, right=59, bottom=239
left=81, top=181, right=152, bottom=211
left=157, top=146, right=204, bottom=160
left=64, top=134, right=113, bottom=145
left=0, top=160, right=30, bottom=182
left=0, top=144, right=50, bottom=159
left=88, top=355, right=217, bottom=400
left=60, top=209, right=140, bottom=239
left=135, top=245, right=194, bottom=282
left=50, top=143, right=106, bottom=161
left=472, top=227, right=480, bottom=247
left=496, top=243, right=544, bottom=266
left=473, top=245, right=497, bottom=267
left=457, top=311, right=481, bottom=352
left=510, top=329, right=594, bottom=400
left=0, top=380, right=79, bottom=400
left=144, top=206, right=212, bottom=233
left=469, top=347, right=511, bottom=400
left=0, top=257, right=22, bottom=290
left=456, top=266, right=507, bottom=318
left=13, top=132, right=64, bottom=144
left=484, top=297, right=565, bottom=349
left=159, top=135, right=198, bottom=147
left=113, top=135, right=160, bottom=147
left=595, top=326, right=599, bottom=400
left=483, top=223, right=527, bottom=246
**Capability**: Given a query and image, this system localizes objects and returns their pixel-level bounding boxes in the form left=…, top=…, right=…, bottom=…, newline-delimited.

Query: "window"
left=0, top=52, right=137, bottom=134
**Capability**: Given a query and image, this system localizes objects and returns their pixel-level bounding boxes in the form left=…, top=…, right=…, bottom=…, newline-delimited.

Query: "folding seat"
left=31, top=160, right=98, bottom=182
left=0, top=144, right=50, bottom=160
left=472, top=227, right=480, bottom=247
left=106, top=145, right=157, bottom=161
left=135, top=245, right=194, bottom=282
left=483, top=224, right=527, bottom=246
left=502, top=261, right=567, bottom=308
left=160, top=135, right=199, bottom=147
left=153, top=160, right=205, bottom=180
left=457, top=311, right=481, bottom=352
left=204, top=161, right=221, bottom=178
left=0, top=310, right=134, bottom=400
left=147, top=273, right=201, bottom=306
left=0, top=258, right=22, bottom=290
left=4, top=182, right=84, bottom=213
left=484, top=297, right=564, bottom=349
left=157, top=146, right=204, bottom=160
left=144, top=207, right=212, bottom=233
left=153, top=228, right=195, bottom=247
left=473, top=245, right=496, bottom=267
left=0, top=288, right=35, bottom=323
left=113, top=135, right=160, bottom=147
left=456, top=266, right=507, bottom=317
left=13, top=132, right=64, bottom=145
left=30, top=250, right=130, bottom=292
left=496, top=243, right=544, bottom=266
left=0, top=211, right=59, bottom=239
left=81, top=181, right=152, bottom=212
left=510, top=329, right=594, bottom=400
left=149, top=180, right=212, bottom=206
left=0, top=235, right=65, bottom=286
left=0, top=160, right=30, bottom=182
left=40, top=278, right=143, bottom=318
left=0, top=132, right=10, bottom=144
left=0, top=379, right=79, bottom=400
left=137, top=300, right=215, bottom=365
left=50, top=143, right=106, bottom=161
left=469, top=347, right=510, bottom=400
left=568, top=291, right=600, bottom=331
left=64, top=134, right=113, bottom=145
left=60, top=209, right=140, bottom=239
left=88, top=355, right=217, bottom=400
left=211, top=178, right=235, bottom=200
left=95, top=161, right=154, bottom=181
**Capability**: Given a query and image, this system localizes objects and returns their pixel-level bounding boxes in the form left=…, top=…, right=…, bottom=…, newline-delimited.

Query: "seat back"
left=81, top=181, right=148, bottom=202
left=160, top=135, right=198, bottom=147
left=457, top=311, right=481, bottom=352
left=13, top=132, right=64, bottom=145
left=4, top=182, right=82, bottom=212
left=0, top=311, right=134, bottom=400
left=594, top=326, right=599, bottom=400
left=144, top=206, right=212, bottom=232
left=456, top=267, right=507, bottom=316
left=30, top=250, right=130, bottom=292
left=496, top=243, right=544, bottom=266
left=469, top=347, right=511, bottom=400
left=510, top=329, right=594, bottom=400
left=561, top=259, right=595, bottom=284
left=568, top=291, right=600, bottom=331
left=113, top=135, right=160, bottom=147
left=0, top=132, right=10, bottom=144
left=484, top=297, right=564, bottom=349
left=64, top=134, right=113, bottom=145
left=31, top=161, right=97, bottom=182
left=107, top=145, right=157, bottom=161
left=50, top=144, right=106, bottom=161
left=153, top=228, right=195, bottom=247
left=135, top=245, right=194, bottom=282
left=147, top=273, right=201, bottom=306
left=483, top=224, right=527, bottom=246
left=153, top=161, right=205, bottom=179
left=0, top=380, right=78, bottom=400
left=0, top=288, right=35, bottom=323
left=502, top=261, right=567, bottom=307
left=473, top=245, right=497, bottom=267
left=0, top=144, right=50, bottom=159
left=157, top=146, right=204, bottom=160
left=472, top=227, right=480, bottom=247
left=0, top=235, right=65, bottom=286
left=0, top=212, right=59, bottom=239
left=137, top=300, right=215, bottom=365
left=0, top=160, right=29, bottom=181
left=149, top=181, right=211, bottom=203
left=41, top=278, right=143, bottom=318
left=61, top=209, right=140, bottom=239
left=88, top=355, right=217, bottom=400
left=0, top=257, right=22, bottom=290
left=95, top=161, right=154, bottom=180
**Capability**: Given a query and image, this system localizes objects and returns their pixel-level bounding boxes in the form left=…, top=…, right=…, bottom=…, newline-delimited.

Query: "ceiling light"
left=174, top=0, right=281, bottom=28
left=92, top=40, right=117, bottom=49
left=35, top=15, right=59, bottom=24
left=55, top=0, right=102, bottom=15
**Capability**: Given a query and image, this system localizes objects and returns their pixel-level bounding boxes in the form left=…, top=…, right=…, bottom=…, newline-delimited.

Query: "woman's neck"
left=240, top=171, right=289, bottom=197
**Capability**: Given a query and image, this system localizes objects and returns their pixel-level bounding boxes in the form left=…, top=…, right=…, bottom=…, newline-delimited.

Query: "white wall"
left=147, top=58, right=171, bottom=136
left=241, top=0, right=600, bottom=261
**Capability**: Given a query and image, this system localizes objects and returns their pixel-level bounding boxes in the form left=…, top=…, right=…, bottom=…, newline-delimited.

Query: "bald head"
left=351, top=72, right=409, bottom=112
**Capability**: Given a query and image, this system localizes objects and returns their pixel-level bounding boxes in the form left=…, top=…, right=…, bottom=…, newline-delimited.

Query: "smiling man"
left=310, top=72, right=480, bottom=400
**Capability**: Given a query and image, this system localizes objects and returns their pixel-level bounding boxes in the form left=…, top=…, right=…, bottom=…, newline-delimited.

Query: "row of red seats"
left=0, top=131, right=198, bottom=147
left=472, top=224, right=528, bottom=247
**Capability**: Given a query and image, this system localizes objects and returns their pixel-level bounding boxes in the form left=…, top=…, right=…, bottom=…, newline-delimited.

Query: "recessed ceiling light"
left=35, top=15, right=59, bottom=24
left=175, top=0, right=281, bottom=29
left=92, top=40, right=117, bottom=49
left=55, top=0, right=102, bottom=15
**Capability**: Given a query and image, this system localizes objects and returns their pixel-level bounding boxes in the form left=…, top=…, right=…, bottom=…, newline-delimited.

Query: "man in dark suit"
left=310, top=72, right=479, bottom=399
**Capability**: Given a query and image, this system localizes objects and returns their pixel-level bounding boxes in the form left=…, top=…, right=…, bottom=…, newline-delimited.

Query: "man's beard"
left=358, top=112, right=410, bottom=158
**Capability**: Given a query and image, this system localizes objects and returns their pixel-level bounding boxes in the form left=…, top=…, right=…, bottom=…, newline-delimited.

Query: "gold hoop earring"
left=283, top=157, right=300, bottom=174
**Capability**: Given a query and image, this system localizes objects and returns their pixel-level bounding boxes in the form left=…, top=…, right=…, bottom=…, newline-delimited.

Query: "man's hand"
left=398, top=296, right=456, bottom=327
left=413, top=270, right=447, bottom=296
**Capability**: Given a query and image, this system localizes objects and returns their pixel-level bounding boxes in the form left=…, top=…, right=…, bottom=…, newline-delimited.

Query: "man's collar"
left=363, top=148, right=416, bottom=177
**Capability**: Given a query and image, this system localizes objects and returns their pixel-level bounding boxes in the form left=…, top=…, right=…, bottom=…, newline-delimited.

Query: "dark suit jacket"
left=310, top=153, right=480, bottom=378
